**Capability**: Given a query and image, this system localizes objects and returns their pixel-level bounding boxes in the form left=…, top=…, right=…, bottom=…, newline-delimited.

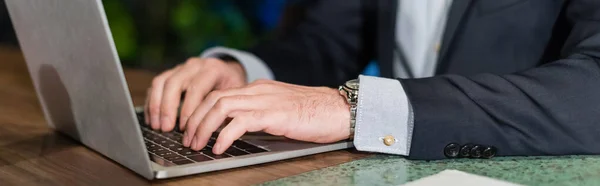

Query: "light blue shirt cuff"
left=353, top=75, right=414, bottom=156
left=201, top=47, right=274, bottom=82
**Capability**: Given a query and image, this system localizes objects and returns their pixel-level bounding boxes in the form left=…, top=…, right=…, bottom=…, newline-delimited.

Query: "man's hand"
left=144, top=57, right=246, bottom=132
left=182, top=80, right=351, bottom=154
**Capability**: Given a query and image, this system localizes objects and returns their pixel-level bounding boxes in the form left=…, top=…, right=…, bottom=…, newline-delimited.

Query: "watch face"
left=345, top=79, right=359, bottom=90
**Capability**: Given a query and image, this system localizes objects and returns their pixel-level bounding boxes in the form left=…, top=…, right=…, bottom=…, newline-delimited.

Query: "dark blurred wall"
left=0, top=0, right=17, bottom=46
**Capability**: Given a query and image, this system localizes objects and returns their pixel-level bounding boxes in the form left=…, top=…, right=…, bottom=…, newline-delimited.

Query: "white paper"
left=402, top=169, right=522, bottom=186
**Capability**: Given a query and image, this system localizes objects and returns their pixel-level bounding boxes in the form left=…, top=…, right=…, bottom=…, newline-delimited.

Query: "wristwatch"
left=339, top=79, right=359, bottom=139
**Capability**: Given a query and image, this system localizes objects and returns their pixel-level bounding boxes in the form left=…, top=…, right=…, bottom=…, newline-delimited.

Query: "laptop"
left=5, top=0, right=352, bottom=179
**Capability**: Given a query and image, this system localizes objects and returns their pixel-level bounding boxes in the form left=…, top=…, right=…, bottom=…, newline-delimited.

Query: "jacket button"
left=444, top=143, right=460, bottom=158
left=482, top=146, right=497, bottom=159
left=459, top=144, right=474, bottom=158
left=470, top=145, right=482, bottom=158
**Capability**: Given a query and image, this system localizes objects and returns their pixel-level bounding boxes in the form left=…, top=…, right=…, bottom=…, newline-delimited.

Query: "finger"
left=183, top=88, right=253, bottom=146
left=183, top=83, right=288, bottom=147
left=144, top=88, right=151, bottom=125
left=178, top=71, right=218, bottom=131
left=188, top=95, right=272, bottom=150
left=148, top=68, right=178, bottom=130
left=159, top=66, right=201, bottom=132
left=213, top=111, right=270, bottom=154
left=184, top=83, right=279, bottom=130
left=183, top=83, right=285, bottom=146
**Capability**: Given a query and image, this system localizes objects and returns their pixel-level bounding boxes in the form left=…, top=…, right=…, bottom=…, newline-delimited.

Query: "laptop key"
left=146, top=135, right=162, bottom=142
left=157, top=151, right=176, bottom=157
left=158, top=139, right=169, bottom=145
left=202, top=150, right=231, bottom=159
left=244, top=147, right=268, bottom=153
left=165, top=143, right=178, bottom=149
left=162, top=134, right=182, bottom=142
left=207, top=138, right=217, bottom=147
left=169, top=145, right=187, bottom=152
left=181, top=150, right=201, bottom=156
left=171, top=135, right=183, bottom=142
left=147, top=144, right=160, bottom=151
left=163, top=155, right=186, bottom=162
left=172, top=159, right=194, bottom=165
left=225, top=147, right=249, bottom=156
left=232, top=140, right=259, bottom=150
left=150, top=147, right=168, bottom=154
left=161, top=132, right=179, bottom=140
left=188, top=154, right=213, bottom=162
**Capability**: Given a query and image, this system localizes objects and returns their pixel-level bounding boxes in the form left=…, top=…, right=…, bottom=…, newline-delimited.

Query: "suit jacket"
left=248, top=0, right=600, bottom=160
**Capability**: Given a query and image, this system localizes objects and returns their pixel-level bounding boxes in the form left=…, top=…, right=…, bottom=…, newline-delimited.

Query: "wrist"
left=331, top=87, right=352, bottom=141
left=338, top=79, right=359, bottom=140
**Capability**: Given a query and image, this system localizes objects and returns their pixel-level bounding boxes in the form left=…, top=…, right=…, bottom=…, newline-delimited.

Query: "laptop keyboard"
left=136, top=112, right=269, bottom=166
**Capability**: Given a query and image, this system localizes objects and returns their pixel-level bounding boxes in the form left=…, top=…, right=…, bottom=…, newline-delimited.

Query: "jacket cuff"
left=353, top=75, right=414, bottom=155
left=201, top=47, right=274, bottom=82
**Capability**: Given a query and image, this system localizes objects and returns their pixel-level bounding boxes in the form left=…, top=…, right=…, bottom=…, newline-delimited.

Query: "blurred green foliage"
left=103, top=0, right=261, bottom=69
left=103, top=0, right=137, bottom=61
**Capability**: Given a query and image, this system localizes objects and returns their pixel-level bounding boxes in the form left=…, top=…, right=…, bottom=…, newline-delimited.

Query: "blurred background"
left=0, top=0, right=378, bottom=75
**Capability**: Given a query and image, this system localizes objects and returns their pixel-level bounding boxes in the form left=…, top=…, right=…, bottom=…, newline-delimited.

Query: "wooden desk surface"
left=0, top=46, right=370, bottom=185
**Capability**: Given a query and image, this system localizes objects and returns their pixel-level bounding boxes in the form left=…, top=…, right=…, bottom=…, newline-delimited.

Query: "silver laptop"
left=6, top=0, right=352, bottom=179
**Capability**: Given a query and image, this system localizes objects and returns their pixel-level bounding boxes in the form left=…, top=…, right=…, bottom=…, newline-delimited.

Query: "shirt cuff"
left=353, top=75, right=414, bottom=156
left=201, top=47, right=275, bottom=82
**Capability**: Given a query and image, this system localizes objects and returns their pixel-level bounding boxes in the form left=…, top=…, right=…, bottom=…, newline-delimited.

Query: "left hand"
left=182, top=79, right=351, bottom=154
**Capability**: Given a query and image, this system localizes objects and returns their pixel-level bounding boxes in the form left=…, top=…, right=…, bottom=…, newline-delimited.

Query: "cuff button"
left=383, top=135, right=395, bottom=146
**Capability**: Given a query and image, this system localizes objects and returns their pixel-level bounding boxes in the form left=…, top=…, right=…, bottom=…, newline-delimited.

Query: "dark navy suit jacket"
left=248, top=0, right=600, bottom=160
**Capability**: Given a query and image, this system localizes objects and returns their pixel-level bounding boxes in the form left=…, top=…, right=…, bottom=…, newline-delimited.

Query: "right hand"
left=144, top=57, right=247, bottom=132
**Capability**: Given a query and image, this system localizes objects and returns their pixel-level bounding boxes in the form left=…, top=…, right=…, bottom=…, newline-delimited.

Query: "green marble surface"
left=261, top=155, right=600, bottom=186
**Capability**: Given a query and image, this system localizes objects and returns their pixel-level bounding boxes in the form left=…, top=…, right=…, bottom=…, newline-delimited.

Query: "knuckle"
left=206, top=90, right=222, bottom=101
left=151, top=77, right=165, bottom=87
left=204, top=58, right=224, bottom=66
left=202, top=67, right=220, bottom=77
left=251, top=110, right=265, bottom=120
left=214, top=98, right=230, bottom=114
left=164, top=77, right=179, bottom=87
left=185, top=57, right=201, bottom=65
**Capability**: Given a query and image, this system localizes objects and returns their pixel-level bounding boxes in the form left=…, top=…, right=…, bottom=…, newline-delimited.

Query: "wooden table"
left=0, top=46, right=370, bottom=185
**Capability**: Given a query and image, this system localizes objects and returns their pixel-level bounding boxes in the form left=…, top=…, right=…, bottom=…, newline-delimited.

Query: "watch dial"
left=346, top=79, right=359, bottom=90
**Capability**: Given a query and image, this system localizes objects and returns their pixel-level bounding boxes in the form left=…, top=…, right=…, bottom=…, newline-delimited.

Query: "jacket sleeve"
left=248, top=0, right=375, bottom=87
left=402, top=0, right=600, bottom=160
